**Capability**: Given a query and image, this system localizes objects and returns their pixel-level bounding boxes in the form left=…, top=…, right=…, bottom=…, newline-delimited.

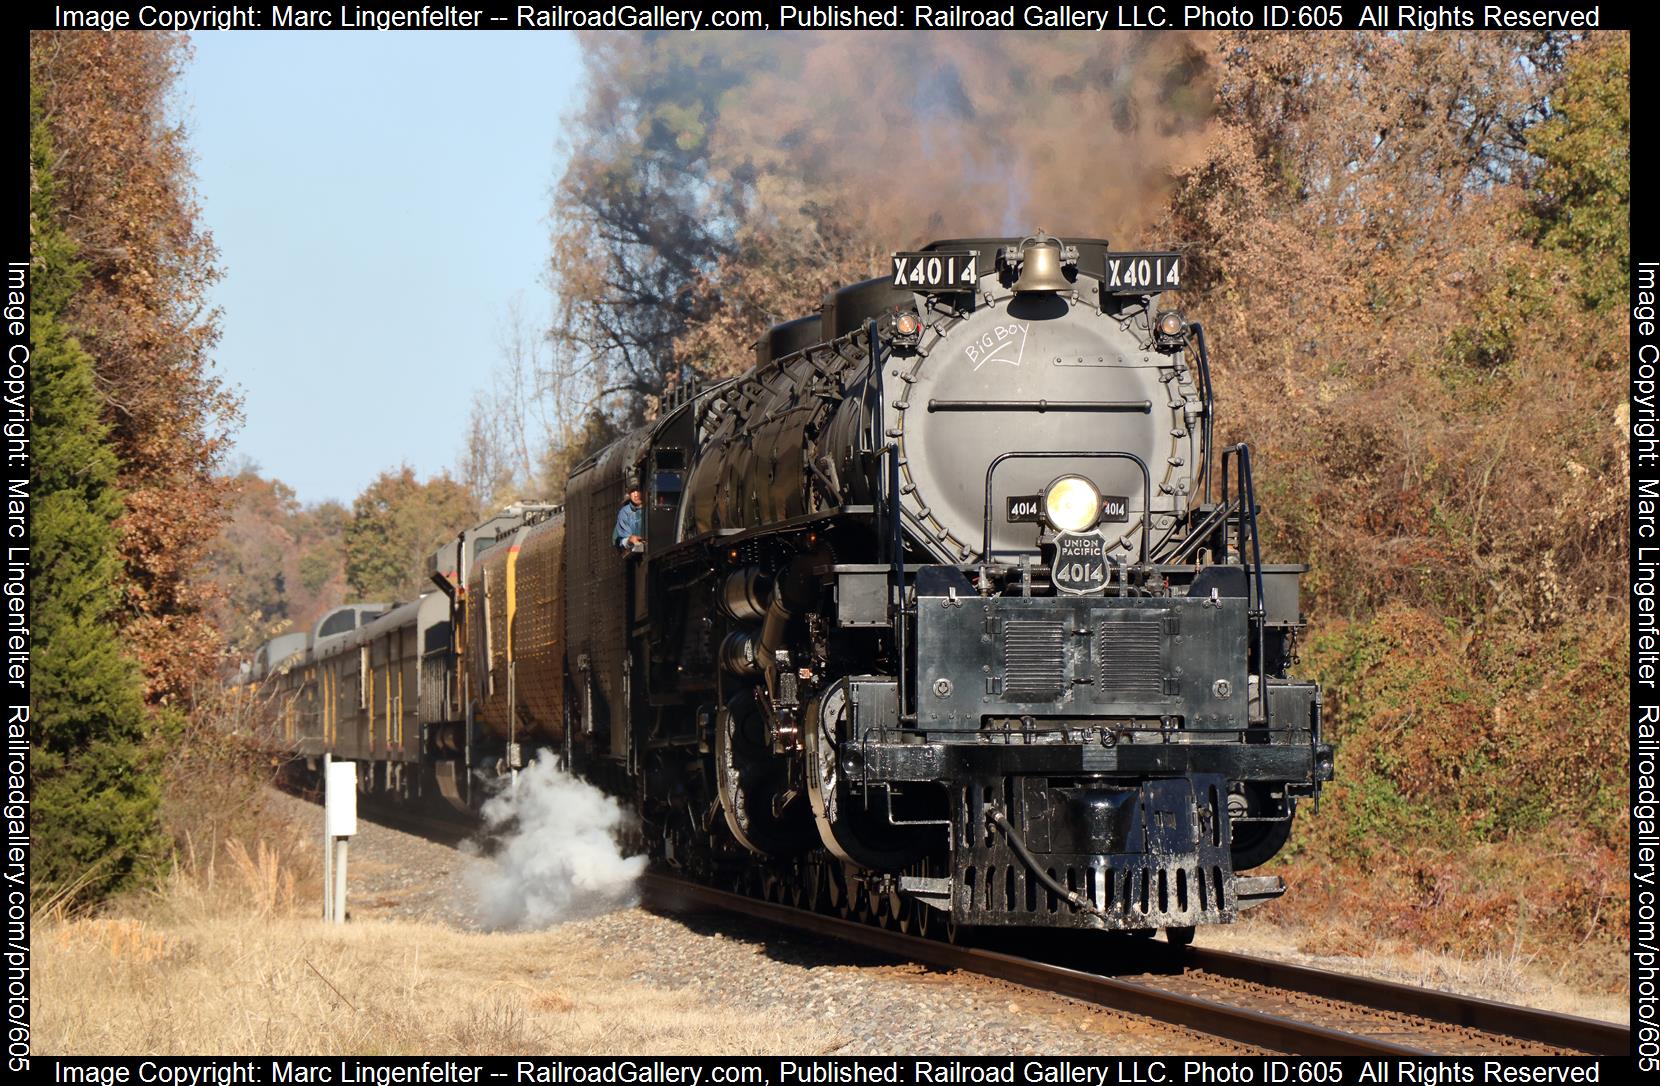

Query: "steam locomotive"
left=252, top=233, right=1333, bottom=941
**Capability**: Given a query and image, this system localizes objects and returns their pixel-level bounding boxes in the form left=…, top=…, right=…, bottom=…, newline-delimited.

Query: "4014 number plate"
left=1053, top=532, right=1111, bottom=595
left=891, top=251, right=977, bottom=291
left=1102, top=251, right=1182, bottom=294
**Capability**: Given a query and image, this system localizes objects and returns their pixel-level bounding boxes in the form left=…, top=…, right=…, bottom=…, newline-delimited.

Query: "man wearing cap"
left=613, top=484, right=644, bottom=552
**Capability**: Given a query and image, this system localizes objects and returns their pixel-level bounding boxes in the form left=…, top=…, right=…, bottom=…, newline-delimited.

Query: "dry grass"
left=1194, top=914, right=1629, bottom=1025
left=39, top=785, right=837, bottom=1056
left=38, top=908, right=837, bottom=1056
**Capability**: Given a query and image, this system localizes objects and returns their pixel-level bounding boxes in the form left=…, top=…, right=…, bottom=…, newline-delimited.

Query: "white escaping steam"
left=467, top=751, right=647, bottom=929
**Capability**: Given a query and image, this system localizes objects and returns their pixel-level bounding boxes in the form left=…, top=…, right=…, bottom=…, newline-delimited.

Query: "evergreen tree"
left=30, top=87, right=161, bottom=896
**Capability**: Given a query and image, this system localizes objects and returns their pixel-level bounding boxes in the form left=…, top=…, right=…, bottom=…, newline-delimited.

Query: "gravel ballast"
left=275, top=791, right=1244, bottom=1055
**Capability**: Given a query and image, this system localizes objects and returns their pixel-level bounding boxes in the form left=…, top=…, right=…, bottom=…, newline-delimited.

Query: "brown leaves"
left=1166, top=31, right=1627, bottom=627
left=32, top=31, right=240, bottom=703
left=203, top=471, right=352, bottom=658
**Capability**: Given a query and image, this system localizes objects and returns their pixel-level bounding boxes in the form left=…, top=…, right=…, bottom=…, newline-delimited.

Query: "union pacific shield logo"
left=1052, top=532, right=1110, bottom=595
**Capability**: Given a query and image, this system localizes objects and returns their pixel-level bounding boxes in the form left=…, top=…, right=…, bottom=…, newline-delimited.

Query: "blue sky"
left=181, top=31, right=586, bottom=505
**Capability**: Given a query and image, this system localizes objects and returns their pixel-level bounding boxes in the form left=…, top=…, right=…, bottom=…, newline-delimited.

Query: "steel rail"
left=328, top=796, right=1629, bottom=1058
left=1176, top=945, right=1628, bottom=1056
left=641, top=874, right=1462, bottom=1057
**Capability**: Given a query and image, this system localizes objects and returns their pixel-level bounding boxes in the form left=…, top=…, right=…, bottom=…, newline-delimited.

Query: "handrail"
left=867, top=319, right=908, bottom=720
left=865, top=319, right=885, bottom=461
left=1191, top=322, right=1216, bottom=505
left=1164, top=498, right=1237, bottom=565
left=981, top=450, right=1153, bottom=562
left=1218, top=444, right=1266, bottom=609
left=927, top=399, right=1152, bottom=413
left=1219, top=443, right=1268, bottom=727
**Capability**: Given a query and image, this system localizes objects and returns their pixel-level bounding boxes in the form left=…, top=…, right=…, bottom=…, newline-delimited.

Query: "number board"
left=1052, top=532, right=1111, bottom=595
left=1101, top=252, right=1182, bottom=294
left=892, top=251, right=978, bottom=291
left=1007, top=494, right=1044, bottom=523
left=1008, top=494, right=1130, bottom=524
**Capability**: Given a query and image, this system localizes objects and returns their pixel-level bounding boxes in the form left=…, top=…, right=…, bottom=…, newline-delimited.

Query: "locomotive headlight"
left=1044, top=475, right=1102, bottom=533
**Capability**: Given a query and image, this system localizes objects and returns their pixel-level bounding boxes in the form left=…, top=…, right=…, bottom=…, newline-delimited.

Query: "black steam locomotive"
left=253, top=233, right=1332, bottom=941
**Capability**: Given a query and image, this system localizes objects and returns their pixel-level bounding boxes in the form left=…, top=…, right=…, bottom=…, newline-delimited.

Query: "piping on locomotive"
left=250, top=234, right=1334, bottom=938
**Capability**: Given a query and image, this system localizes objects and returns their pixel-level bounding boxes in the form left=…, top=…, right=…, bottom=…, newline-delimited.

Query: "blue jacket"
left=613, top=499, right=641, bottom=549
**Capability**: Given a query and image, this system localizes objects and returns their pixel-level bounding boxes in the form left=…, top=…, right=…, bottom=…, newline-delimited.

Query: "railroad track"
left=329, top=793, right=1626, bottom=1057
left=637, top=873, right=1627, bottom=1058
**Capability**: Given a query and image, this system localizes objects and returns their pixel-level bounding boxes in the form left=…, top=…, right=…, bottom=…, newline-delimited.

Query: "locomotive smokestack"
left=1010, top=232, right=1074, bottom=293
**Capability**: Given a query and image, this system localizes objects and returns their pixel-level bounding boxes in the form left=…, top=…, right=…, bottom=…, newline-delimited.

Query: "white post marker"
left=324, top=760, right=357, bottom=924
left=321, top=754, right=332, bottom=921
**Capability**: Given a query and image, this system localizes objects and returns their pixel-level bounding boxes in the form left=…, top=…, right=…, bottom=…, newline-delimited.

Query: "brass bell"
left=1011, top=234, right=1073, bottom=294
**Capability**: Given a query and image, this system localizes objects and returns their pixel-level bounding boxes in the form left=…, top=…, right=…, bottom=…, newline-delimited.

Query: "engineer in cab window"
left=613, top=484, right=644, bottom=553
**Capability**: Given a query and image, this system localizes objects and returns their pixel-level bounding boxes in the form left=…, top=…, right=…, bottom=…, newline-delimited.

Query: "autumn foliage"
left=31, top=32, right=240, bottom=706
left=205, top=471, right=351, bottom=657
left=1158, top=38, right=1629, bottom=975
left=345, top=466, right=479, bottom=602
